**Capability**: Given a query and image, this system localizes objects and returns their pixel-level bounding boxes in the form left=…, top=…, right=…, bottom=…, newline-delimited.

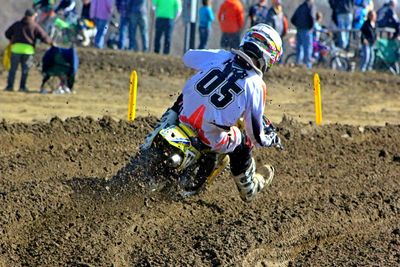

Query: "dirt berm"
left=0, top=115, right=399, bottom=266
left=1, top=48, right=400, bottom=266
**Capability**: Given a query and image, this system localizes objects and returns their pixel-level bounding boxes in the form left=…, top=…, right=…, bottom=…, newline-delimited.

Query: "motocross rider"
left=141, top=24, right=283, bottom=202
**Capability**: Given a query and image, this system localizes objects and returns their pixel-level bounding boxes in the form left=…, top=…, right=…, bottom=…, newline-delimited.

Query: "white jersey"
left=179, top=49, right=271, bottom=153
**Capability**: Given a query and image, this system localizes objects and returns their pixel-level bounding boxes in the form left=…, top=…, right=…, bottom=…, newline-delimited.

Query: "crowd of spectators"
left=291, top=0, right=399, bottom=70
left=28, top=1, right=400, bottom=59
left=3, top=0, right=400, bottom=93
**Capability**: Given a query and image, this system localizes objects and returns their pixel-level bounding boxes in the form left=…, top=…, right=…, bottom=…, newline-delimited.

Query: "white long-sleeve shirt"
left=179, top=49, right=271, bottom=153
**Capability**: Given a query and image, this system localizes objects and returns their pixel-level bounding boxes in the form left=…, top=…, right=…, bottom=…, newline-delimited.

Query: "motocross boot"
left=233, top=158, right=275, bottom=202
left=140, top=109, right=178, bottom=151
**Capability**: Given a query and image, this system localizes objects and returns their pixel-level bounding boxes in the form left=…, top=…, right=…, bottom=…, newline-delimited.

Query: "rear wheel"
left=284, top=53, right=297, bottom=66
left=178, top=153, right=217, bottom=196
left=330, top=56, right=349, bottom=71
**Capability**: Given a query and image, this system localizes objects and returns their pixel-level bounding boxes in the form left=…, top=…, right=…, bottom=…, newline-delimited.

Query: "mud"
left=1, top=116, right=399, bottom=266
left=1, top=47, right=400, bottom=266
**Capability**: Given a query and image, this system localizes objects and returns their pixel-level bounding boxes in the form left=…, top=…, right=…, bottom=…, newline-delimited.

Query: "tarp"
left=42, top=46, right=79, bottom=75
left=375, top=38, right=400, bottom=64
left=42, top=46, right=79, bottom=88
left=2, top=44, right=11, bottom=71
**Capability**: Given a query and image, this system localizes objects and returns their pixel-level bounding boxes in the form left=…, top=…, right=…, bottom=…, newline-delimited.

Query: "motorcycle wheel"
left=284, top=53, right=297, bottom=66
left=177, top=153, right=217, bottom=197
left=330, top=56, right=349, bottom=71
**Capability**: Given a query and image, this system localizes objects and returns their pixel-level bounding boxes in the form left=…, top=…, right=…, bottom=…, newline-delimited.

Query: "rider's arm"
left=243, top=79, right=277, bottom=148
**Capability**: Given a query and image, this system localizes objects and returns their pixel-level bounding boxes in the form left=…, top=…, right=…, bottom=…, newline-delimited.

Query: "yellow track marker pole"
left=314, top=73, right=322, bottom=125
left=128, top=70, right=138, bottom=121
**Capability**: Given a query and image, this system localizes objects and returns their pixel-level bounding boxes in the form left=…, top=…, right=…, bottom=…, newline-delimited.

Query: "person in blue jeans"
left=91, top=0, right=113, bottom=49
left=360, top=10, right=376, bottom=72
left=129, top=0, right=149, bottom=52
left=116, top=0, right=129, bottom=49
left=291, top=0, right=315, bottom=68
left=329, top=0, right=354, bottom=49
left=198, top=0, right=214, bottom=49
left=153, top=0, right=182, bottom=55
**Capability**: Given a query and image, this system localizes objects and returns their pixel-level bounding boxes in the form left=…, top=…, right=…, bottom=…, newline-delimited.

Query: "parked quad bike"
left=126, top=117, right=282, bottom=197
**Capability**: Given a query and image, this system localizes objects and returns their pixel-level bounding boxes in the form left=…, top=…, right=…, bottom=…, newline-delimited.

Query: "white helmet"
left=239, top=23, right=283, bottom=72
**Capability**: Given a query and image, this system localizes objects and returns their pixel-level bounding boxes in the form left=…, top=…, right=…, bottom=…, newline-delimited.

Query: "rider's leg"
left=140, top=94, right=183, bottom=151
left=229, top=134, right=274, bottom=202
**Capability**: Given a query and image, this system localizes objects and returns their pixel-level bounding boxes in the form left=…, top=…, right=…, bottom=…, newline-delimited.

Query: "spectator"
left=80, top=0, right=96, bottom=47
left=314, top=11, right=329, bottom=42
left=33, top=0, right=54, bottom=12
left=32, top=0, right=56, bottom=33
left=218, top=0, right=244, bottom=49
left=129, top=0, right=149, bottom=52
left=90, top=0, right=113, bottom=49
left=265, top=0, right=287, bottom=38
left=116, top=0, right=130, bottom=49
left=377, top=0, right=400, bottom=38
left=4, top=9, right=53, bottom=92
left=313, top=12, right=330, bottom=62
left=291, top=0, right=315, bottom=68
left=360, top=10, right=377, bottom=72
left=198, top=0, right=215, bottom=49
left=81, top=0, right=91, bottom=20
left=248, top=0, right=269, bottom=27
left=328, top=0, right=354, bottom=49
left=153, top=0, right=182, bottom=55
left=55, top=0, right=77, bottom=24
left=353, top=0, right=374, bottom=30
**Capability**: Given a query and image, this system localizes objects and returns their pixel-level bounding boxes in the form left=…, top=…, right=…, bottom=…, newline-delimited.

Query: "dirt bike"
left=48, top=16, right=96, bottom=47
left=137, top=116, right=281, bottom=197
left=285, top=34, right=350, bottom=71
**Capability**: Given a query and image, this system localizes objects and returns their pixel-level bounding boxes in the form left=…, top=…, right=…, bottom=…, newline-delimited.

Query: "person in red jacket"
left=218, top=0, right=244, bottom=49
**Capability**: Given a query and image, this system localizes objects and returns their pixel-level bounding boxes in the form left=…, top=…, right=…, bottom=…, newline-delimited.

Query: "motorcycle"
left=48, top=16, right=97, bottom=48
left=106, top=17, right=120, bottom=50
left=133, top=116, right=282, bottom=197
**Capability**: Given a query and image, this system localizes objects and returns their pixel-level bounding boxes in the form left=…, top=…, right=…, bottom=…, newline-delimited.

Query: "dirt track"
left=1, top=48, right=400, bottom=125
left=0, top=49, right=400, bottom=266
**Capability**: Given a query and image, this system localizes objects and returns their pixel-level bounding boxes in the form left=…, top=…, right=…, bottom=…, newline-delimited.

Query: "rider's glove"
left=265, top=132, right=282, bottom=148
left=263, top=116, right=275, bottom=135
left=263, top=116, right=283, bottom=149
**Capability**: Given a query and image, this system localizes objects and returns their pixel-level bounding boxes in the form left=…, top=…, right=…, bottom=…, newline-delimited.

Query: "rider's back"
left=179, top=49, right=267, bottom=149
